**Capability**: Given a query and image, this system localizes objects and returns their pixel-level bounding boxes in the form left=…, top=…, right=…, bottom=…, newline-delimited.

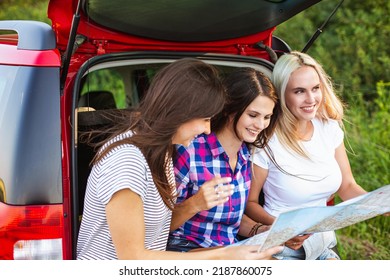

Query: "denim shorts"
left=316, top=248, right=340, bottom=260
left=273, top=246, right=306, bottom=260
left=273, top=246, right=340, bottom=260
left=166, top=236, right=201, bottom=252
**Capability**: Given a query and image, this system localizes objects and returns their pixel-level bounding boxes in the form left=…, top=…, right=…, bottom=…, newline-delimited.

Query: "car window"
left=0, top=65, right=62, bottom=205
left=78, top=63, right=262, bottom=112
left=80, top=68, right=126, bottom=109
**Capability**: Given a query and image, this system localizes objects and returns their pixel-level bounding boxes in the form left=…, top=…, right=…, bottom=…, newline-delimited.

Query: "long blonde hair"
left=271, top=51, right=344, bottom=158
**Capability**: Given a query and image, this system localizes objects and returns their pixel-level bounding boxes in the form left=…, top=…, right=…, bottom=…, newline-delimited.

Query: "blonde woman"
left=245, top=52, right=367, bottom=260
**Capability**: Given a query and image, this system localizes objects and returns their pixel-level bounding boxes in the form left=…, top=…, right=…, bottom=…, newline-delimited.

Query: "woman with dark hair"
left=76, top=58, right=282, bottom=260
left=167, top=67, right=279, bottom=251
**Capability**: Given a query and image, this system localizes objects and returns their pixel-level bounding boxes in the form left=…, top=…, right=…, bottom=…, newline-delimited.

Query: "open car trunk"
left=49, top=0, right=322, bottom=52
left=83, top=0, right=322, bottom=41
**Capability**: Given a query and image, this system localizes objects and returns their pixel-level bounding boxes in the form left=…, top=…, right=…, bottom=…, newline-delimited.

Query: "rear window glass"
left=77, top=60, right=270, bottom=111
left=83, top=0, right=321, bottom=42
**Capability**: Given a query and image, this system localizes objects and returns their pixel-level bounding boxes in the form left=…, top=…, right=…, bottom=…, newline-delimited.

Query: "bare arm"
left=335, top=142, right=367, bottom=201
left=237, top=214, right=270, bottom=238
left=245, top=164, right=275, bottom=225
left=245, top=164, right=311, bottom=250
left=335, top=143, right=390, bottom=217
left=106, top=188, right=281, bottom=260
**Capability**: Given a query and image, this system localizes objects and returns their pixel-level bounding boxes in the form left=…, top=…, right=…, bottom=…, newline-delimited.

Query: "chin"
left=181, top=140, right=192, bottom=147
left=244, top=135, right=257, bottom=144
left=300, top=113, right=316, bottom=121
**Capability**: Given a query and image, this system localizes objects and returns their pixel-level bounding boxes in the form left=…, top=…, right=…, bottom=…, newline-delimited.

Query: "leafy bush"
left=0, top=0, right=50, bottom=23
left=337, top=82, right=390, bottom=259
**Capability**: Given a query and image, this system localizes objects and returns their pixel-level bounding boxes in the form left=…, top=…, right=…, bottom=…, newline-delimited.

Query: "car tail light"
left=0, top=202, right=64, bottom=260
left=13, top=238, right=62, bottom=260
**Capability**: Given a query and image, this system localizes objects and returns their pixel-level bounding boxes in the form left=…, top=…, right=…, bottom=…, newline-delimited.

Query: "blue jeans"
left=166, top=236, right=201, bottom=252
left=273, top=246, right=340, bottom=260
left=273, top=246, right=306, bottom=260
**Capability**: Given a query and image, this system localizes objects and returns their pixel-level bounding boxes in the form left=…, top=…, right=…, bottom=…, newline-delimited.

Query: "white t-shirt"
left=77, top=131, right=172, bottom=259
left=251, top=118, right=343, bottom=217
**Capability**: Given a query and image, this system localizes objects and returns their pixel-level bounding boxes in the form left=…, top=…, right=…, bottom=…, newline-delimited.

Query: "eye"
left=313, top=85, right=320, bottom=92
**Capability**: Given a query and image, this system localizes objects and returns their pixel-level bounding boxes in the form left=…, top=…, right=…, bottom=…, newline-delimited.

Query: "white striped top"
left=76, top=131, right=172, bottom=259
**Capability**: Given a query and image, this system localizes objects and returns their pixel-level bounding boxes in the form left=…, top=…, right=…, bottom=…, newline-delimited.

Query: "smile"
left=247, top=128, right=260, bottom=135
left=301, top=105, right=316, bottom=112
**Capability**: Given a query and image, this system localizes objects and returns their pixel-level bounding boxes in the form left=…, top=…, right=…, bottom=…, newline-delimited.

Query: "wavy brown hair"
left=91, top=58, right=225, bottom=209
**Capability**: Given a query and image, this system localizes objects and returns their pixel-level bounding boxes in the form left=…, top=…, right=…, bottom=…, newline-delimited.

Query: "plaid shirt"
left=170, top=132, right=251, bottom=247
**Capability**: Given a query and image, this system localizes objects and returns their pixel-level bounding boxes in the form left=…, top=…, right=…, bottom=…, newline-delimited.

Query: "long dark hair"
left=212, top=67, right=279, bottom=148
left=91, top=58, right=225, bottom=209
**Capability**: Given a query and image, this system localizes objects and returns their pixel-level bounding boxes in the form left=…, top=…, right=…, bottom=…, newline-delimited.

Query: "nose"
left=306, top=91, right=316, bottom=103
left=204, top=122, right=211, bottom=135
left=255, top=119, right=266, bottom=131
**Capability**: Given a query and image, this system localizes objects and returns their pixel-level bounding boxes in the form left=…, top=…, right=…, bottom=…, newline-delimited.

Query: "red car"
left=0, top=0, right=323, bottom=259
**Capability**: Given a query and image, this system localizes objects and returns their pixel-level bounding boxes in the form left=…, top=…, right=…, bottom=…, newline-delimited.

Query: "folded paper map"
left=233, top=184, right=390, bottom=251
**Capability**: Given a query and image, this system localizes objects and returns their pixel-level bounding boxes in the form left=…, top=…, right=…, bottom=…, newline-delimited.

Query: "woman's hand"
left=170, top=175, right=234, bottom=231
left=223, top=245, right=283, bottom=260
left=192, top=175, right=234, bottom=212
left=284, top=234, right=311, bottom=250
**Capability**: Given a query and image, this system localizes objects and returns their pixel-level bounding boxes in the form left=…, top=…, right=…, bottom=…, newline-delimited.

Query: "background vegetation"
left=1, top=0, right=388, bottom=259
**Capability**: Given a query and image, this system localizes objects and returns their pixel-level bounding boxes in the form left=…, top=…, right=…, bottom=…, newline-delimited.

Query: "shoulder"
left=313, top=118, right=344, bottom=147
left=313, top=118, right=341, bottom=130
left=98, top=132, right=147, bottom=171
left=250, top=146, right=269, bottom=167
left=176, top=133, right=212, bottom=154
left=314, top=118, right=343, bottom=137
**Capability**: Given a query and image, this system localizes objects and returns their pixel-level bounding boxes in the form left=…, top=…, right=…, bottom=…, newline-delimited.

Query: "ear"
left=227, top=114, right=235, bottom=125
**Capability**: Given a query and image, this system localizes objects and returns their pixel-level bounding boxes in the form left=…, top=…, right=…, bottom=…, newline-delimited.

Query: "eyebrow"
left=292, top=87, right=305, bottom=91
left=247, top=109, right=272, bottom=116
left=292, top=84, right=320, bottom=91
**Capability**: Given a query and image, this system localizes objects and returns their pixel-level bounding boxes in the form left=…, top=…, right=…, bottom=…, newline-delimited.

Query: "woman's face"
left=235, top=95, right=275, bottom=143
left=285, top=66, right=322, bottom=122
left=172, top=118, right=211, bottom=146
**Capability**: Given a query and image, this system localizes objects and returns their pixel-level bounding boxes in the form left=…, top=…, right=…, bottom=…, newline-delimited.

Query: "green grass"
left=335, top=82, right=390, bottom=260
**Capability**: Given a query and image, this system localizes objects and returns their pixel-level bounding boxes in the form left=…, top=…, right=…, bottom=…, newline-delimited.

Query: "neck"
left=216, top=127, right=242, bottom=172
left=297, top=120, right=313, bottom=141
left=216, top=126, right=242, bottom=156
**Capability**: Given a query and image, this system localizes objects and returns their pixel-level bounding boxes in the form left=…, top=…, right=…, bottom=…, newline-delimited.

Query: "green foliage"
left=81, top=69, right=127, bottom=109
left=0, top=0, right=50, bottom=23
left=335, top=81, right=390, bottom=259
left=343, top=82, right=390, bottom=191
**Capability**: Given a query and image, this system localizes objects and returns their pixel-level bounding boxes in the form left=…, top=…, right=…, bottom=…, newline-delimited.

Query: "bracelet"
left=249, top=222, right=263, bottom=237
